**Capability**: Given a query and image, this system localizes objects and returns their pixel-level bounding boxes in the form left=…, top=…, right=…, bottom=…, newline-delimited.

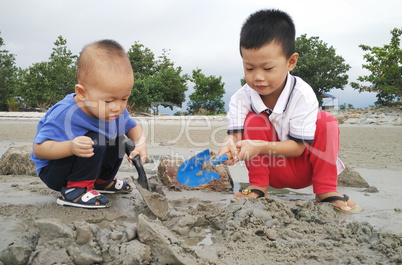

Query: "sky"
left=1, top=0, right=401, bottom=113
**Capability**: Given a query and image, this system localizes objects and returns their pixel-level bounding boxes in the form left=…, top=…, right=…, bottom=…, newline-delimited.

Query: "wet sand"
left=0, top=115, right=401, bottom=264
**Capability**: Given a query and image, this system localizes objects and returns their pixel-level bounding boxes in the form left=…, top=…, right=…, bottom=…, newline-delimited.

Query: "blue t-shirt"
left=31, top=93, right=137, bottom=176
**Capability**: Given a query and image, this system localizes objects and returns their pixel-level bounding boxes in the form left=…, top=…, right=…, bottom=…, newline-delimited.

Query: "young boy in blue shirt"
left=219, top=9, right=357, bottom=212
left=31, top=39, right=147, bottom=209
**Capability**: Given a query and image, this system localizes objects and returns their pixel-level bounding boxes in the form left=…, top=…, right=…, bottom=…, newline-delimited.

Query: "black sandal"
left=239, top=188, right=265, bottom=198
left=320, top=194, right=349, bottom=203
left=318, top=194, right=364, bottom=213
left=56, top=187, right=110, bottom=209
left=94, top=177, right=132, bottom=194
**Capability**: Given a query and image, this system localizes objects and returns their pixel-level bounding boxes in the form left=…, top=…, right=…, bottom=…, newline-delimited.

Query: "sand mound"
left=1, top=192, right=401, bottom=265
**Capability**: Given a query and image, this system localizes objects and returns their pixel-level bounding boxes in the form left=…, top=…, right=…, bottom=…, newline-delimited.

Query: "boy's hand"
left=128, top=143, right=148, bottom=165
left=71, top=136, right=94, bottom=158
left=126, top=125, right=148, bottom=165
left=218, top=146, right=238, bottom=165
left=236, top=140, right=267, bottom=161
left=218, top=133, right=241, bottom=165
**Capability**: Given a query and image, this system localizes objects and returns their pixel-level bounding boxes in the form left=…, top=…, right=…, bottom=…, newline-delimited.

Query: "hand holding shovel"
left=124, top=138, right=168, bottom=220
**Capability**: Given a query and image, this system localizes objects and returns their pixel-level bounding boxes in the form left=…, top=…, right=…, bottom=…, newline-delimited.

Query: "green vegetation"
left=128, top=42, right=189, bottom=114
left=0, top=31, right=18, bottom=111
left=18, top=36, right=78, bottom=111
left=187, top=69, right=226, bottom=115
left=339, top=103, right=355, bottom=110
left=0, top=35, right=226, bottom=114
left=291, top=34, right=351, bottom=106
left=351, top=28, right=402, bottom=107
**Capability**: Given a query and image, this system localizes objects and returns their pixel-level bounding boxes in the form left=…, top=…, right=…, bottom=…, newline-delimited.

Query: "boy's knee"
left=244, top=112, right=271, bottom=129
left=317, top=111, right=337, bottom=124
left=316, top=111, right=339, bottom=133
left=40, top=177, right=63, bottom=192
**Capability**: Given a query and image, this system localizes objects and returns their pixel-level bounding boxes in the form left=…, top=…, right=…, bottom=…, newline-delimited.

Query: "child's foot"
left=234, top=185, right=267, bottom=199
left=316, top=192, right=356, bottom=212
left=94, top=177, right=132, bottom=194
left=57, top=187, right=110, bottom=209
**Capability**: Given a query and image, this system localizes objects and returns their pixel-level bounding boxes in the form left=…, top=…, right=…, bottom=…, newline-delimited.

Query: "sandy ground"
left=0, top=115, right=401, bottom=264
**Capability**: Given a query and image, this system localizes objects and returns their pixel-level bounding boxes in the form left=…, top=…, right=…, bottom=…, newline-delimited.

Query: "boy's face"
left=241, top=41, right=298, bottom=103
left=77, top=67, right=134, bottom=122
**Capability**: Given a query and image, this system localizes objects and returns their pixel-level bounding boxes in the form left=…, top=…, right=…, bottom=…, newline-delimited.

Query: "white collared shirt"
left=227, top=72, right=318, bottom=143
left=226, top=73, right=345, bottom=174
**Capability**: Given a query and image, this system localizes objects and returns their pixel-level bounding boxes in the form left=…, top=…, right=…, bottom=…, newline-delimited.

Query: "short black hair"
left=240, top=9, right=296, bottom=58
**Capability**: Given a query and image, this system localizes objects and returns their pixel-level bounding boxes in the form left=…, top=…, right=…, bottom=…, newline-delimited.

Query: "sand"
left=0, top=114, right=401, bottom=264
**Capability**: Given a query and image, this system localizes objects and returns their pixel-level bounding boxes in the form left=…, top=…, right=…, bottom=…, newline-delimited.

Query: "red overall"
left=243, top=111, right=340, bottom=194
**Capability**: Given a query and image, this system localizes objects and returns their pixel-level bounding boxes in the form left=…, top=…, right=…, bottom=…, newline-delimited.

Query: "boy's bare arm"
left=219, top=132, right=242, bottom=164
left=33, top=136, right=95, bottom=160
left=125, top=125, right=147, bottom=164
left=236, top=139, right=305, bottom=160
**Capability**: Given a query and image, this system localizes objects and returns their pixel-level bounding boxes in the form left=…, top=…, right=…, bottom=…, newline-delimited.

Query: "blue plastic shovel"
left=177, top=149, right=232, bottom=187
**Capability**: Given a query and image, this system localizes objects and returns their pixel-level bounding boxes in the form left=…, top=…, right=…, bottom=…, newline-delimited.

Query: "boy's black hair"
left=77, top=39, right=130, bottom=84
left=94, top=39, right=125, bottom=55
left=240, top=9, right=295, bottom=58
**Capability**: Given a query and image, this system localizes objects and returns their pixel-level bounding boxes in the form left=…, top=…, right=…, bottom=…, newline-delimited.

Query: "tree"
left=351, top=28, right=402, bottom=106
left=127, top=42, right=156, bottom=112
left=292, top=34, right=351, bottom=106
left=187, top=69, right=225, bottom=115
left=129, top=76, right=160, bottom=112
left=0, top=32, right=18, bottom=111
left=48, top=36, right=77, bottom=95
left=153, top=49, right=188, bottom=112
left=127, top=43, right=188, bottom=113
left=18, top=62, right=52, bottom=110
left=19, top=36, right=77, bottom=110
left=240, top=77, right=246, bottom=87
left=128, top=41, right=156, bottom=79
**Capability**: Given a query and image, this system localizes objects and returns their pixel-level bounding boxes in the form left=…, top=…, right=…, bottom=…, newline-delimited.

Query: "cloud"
left=1, top=0, right=401, bottom=112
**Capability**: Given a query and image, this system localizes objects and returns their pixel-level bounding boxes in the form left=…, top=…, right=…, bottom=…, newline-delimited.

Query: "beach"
left=0, top=111, right=401, bottom=264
